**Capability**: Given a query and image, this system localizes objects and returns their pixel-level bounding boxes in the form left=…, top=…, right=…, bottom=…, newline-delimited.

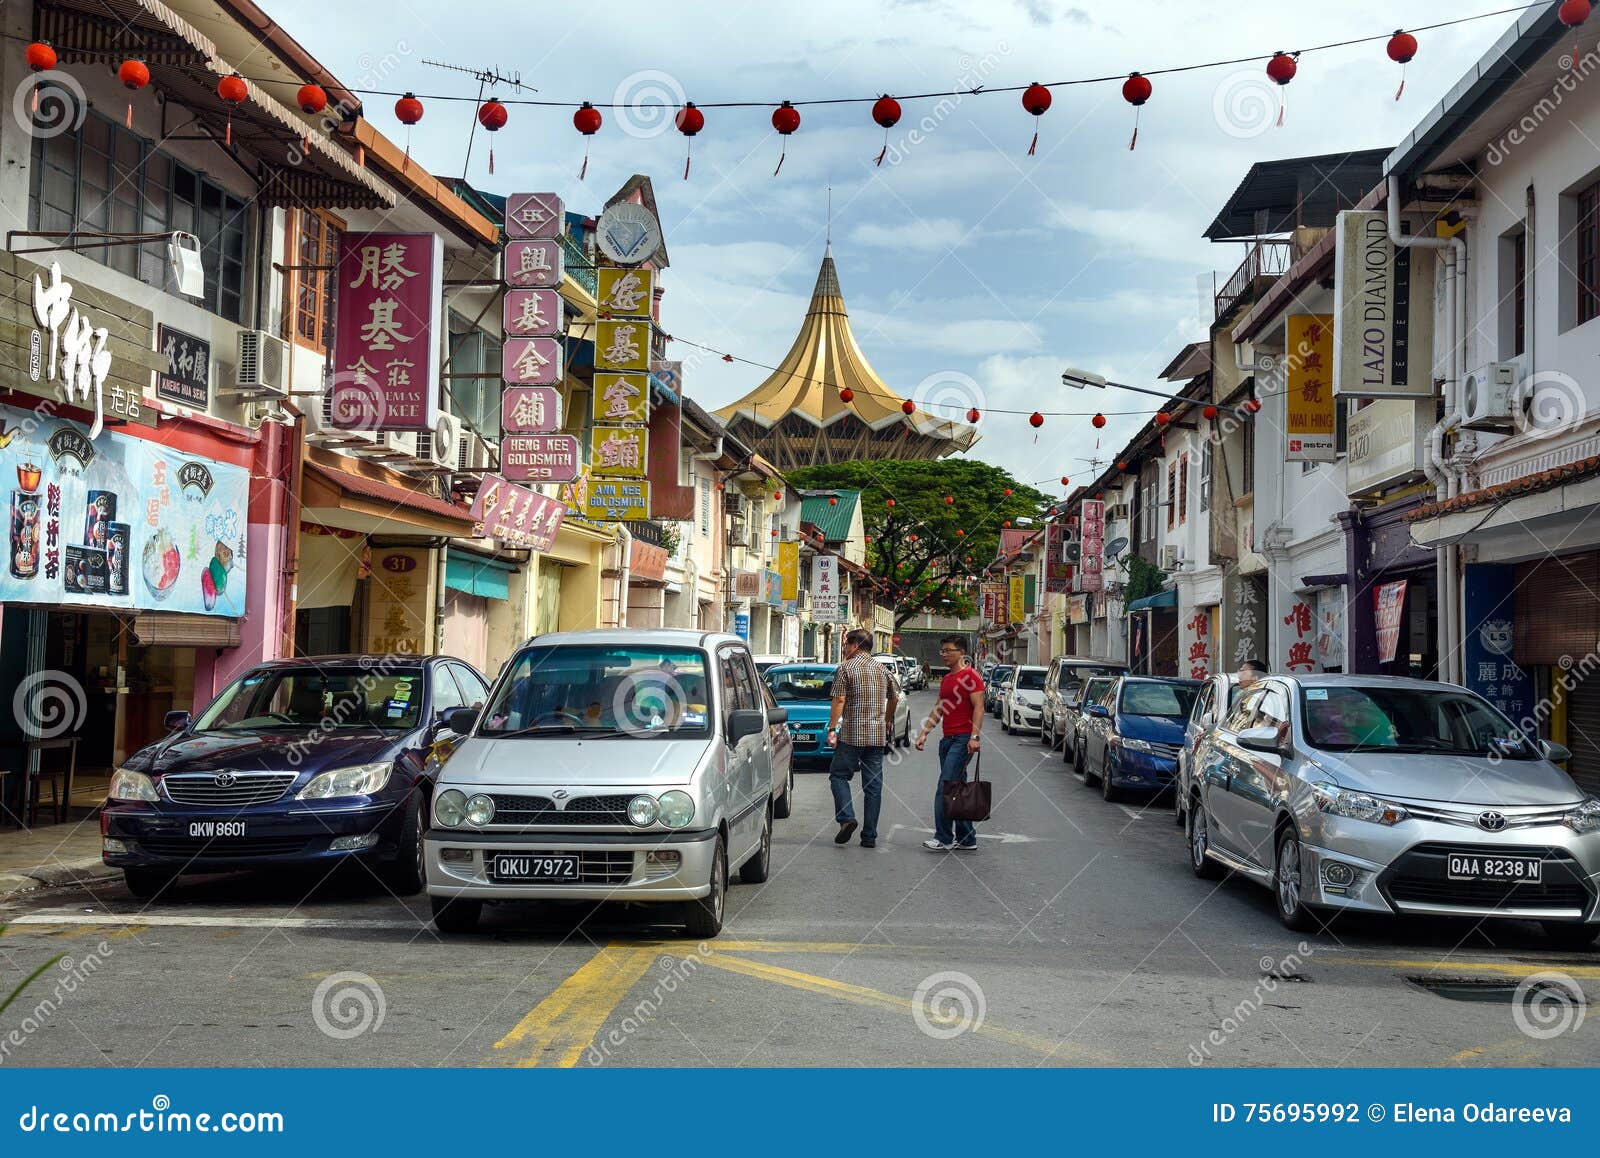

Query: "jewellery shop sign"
left=0, top=404, right=248, bottom=616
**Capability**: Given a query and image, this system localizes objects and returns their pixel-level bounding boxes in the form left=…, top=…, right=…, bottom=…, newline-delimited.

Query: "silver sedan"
left=1183, top=673, right=1600, bottom=945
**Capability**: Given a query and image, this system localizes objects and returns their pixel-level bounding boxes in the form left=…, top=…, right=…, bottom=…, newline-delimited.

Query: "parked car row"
left=1023, top=659, right=1600, bottom=946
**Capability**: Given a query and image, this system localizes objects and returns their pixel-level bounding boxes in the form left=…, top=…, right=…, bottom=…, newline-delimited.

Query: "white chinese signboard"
left=812, top=555, right=843, bottom=623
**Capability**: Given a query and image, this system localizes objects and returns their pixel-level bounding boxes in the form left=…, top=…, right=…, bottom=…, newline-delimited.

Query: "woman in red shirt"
left=914, top=634, right=984, bottom=851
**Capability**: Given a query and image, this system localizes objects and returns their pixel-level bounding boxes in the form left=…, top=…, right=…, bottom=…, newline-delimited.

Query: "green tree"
left=787, top=459, right=1050, bottom=631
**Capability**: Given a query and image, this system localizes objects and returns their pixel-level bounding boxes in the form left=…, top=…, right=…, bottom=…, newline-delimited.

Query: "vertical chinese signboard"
left=1462, top=564, right=1533, bottom=731
left=1285, top=314, right=1335, bottom=463
left=1224, top=574, right=1263, bottom=667
left=331, top=232, right=442, bottom=432
left=1079, top=500, right=1104, bottom=592
left=1044, top=523, right=1072, bottom=594
left=1374, top=580, right=1408, bottom=665
left=1183, top=609, right=1213, bottom=680
left=1282, top=596, right=1318, bottom=673
left=1008, top=576, right=1026, bottom=623
left=812, top=555, right=841, bottom=622
left=777, top=541, right=799, bottom=601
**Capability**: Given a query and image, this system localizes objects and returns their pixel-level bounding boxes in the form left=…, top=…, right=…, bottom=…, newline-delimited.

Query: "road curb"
left=0, top=857, right=119, bottom=901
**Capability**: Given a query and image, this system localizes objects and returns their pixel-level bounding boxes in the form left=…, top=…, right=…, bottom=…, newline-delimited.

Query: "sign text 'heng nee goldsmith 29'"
left=331, top=232, right=443, bottom=432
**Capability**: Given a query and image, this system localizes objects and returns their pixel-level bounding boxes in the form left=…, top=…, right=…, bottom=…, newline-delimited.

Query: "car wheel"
left=1100, top=759, right=1122, bottom=803
left=1274, top=827, right=1318, bottom=932
left=1073, top=743, right=1088, bottom=781
left=123, top=867, right=176, bottom=900
left=1062, top=733, right=1075, bottom=766
left=1540, top=922, right=1599, bottom=949
left=682, top=833, right=727, bottom=938
left=1173, top=783, right=1188, bottom=828
left=430, top=894, right=482, bottom=934
left=773, top=765, right=793, bottom=819
left=381, top=792, right=426, bottom=895
left=740, top=804, right=773, bottom=884
left=1041, top=720, right=1053, bottom=748
left=1187, top=799, right=1224, bottom=880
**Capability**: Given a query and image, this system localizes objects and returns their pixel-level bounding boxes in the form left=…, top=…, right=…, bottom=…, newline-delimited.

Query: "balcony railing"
left=1214, top=239, right=1294, bottom=321
left=559, top=232, right=597, bottom=296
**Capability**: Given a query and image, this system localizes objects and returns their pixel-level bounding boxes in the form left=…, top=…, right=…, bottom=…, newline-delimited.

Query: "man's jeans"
left=934, top=734, right=978, bottom=847
left=829, top=741, right=884, bottom=840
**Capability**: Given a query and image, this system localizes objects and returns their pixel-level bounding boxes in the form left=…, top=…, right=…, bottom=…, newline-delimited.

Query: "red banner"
left=1374, top=580, right=1408, bottom=665
left=469, top=473, right=565, bottom=553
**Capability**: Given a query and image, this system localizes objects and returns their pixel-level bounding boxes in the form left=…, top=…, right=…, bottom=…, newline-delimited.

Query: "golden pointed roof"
left=714, top=249, right=978, bottom=453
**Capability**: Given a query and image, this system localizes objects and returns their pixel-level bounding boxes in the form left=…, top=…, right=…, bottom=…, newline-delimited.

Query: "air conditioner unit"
left=1462, top=362, right=1519, bottom=431
left=1063, top=540, right=1082, bottom=564
left=303, top=389, right=376, bottom=448
left=354, top=431, right=416, bottom=462
left=425, top=414, right=462, bottom=470
left=1161, top=544, right=1180, bottom=570
left=723, top=493, right=747, bottom=517
left=234, top=330, right=289, bottom=398
left=456, top=432, right=497, bottom=472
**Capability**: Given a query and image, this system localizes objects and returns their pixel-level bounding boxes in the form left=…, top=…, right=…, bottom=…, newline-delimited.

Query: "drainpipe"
left=1388, top=174, right=1466, bottom=684
left=614, top=522, right=632, bottom=629
left=434, top=542, right=448, bottom=656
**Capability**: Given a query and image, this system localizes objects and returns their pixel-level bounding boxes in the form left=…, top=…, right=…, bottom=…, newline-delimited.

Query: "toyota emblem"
left=214, top=771, right=237, bottom=788
left=1477, top=810, right=1507, bottom=832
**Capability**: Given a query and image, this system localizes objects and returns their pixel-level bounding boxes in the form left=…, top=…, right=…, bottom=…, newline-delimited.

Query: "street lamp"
left=7, top=229, right=206, bottom=298
left=1061, top=366, right=1178, bottom=403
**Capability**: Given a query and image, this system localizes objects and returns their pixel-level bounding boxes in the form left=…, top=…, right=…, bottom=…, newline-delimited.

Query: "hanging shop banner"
left=469, top=473, right=564, bottom=553
left=1183, top=608, right=1213, bottom=680
left=504, top=193, right=563, bottom=240
left=581, top=479, right=650, bottom=522
left=592, top=373, right=650, bottom=424
left=501, top=386, right=563, bottom=435
left=811, top=554, right=843, bottom=623
left=330, top=231, right=442, bottom=432
left=1316, top=588, right=1346, bottom=670
left=733, top=569, right=761, bottom=598
left=733, top=612, right=750, bottom=640
left=1282, top=596, right=1319, bottom=674
left=504, top=240, right=563, bottom=289
left=595, top=320, right=651, bottom=373
left=763, top=569, right=782, bottom=607
left=1332, top=209, right=1437, bottom=399
left=778, top=540, right=799, bottom=601
left=503, top=289, right=562, bottom=339
left=1462, top=564, right=1534, bottom=730
left=590, top=425, right=647, bottom=478
left=503, top=337, right=563, bottom=386
left=1346, top=398, right=1430, bottom=496
left=1374, top=580, right=1408, bottom=665
left=154, top=324, right=210, bottom=409
left=1079, top=499, right=1105, bottom=592
left=1008, top=576, right=1027, bottom=623
left=1044, top=523, right=1072, bottom=594
left=597, top=268, right=654, bottom=317
left=0, top=405, right=246, bottom=616
left=501, top=433, right=581, bottom=484
left=366, top=549, right=431, bottom=655
left=1285, top=314, right=1336, bottom=462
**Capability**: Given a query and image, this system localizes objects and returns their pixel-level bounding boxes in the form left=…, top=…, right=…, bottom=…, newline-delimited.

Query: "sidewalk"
left=0, top=817, right=115, bottom=902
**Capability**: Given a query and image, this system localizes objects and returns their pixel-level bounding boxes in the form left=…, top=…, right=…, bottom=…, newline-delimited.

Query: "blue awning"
left=1126, top=588, right=1178, bottom=613
left=445, top=553, right=515, bottom=601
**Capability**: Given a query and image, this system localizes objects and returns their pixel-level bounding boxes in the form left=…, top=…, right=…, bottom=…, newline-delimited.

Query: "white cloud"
left=847, top=217, right=970, bottom=252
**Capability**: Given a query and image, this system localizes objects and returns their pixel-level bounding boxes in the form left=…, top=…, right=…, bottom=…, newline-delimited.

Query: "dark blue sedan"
left=1075, top=676, right=1201, bottom=803
left=102, top=654, right=489, bottom=898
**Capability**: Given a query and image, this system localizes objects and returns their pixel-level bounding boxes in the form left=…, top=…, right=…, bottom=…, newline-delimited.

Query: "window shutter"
left=1515, top=553, right=1600, bottom=665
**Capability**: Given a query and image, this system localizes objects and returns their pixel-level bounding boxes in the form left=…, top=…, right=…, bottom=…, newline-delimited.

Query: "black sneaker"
left=953, top=842, right=978, bottom=852
left=834, top=820, right=858, bottom=845
left=860, top=837, right=876, bottom=848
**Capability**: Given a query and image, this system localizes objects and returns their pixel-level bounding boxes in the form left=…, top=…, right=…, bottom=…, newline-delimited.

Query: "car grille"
left=1383, top=842, right=1593, bottom=914
left=136, top=836, right=310, bottom=859
left=487, top=850, right=635, bottom=885
left=1147, top=742, right=1181, bottom=761
left=489, top=794, right=634, bottom=825
left=162, top=773, right=298, bottom=807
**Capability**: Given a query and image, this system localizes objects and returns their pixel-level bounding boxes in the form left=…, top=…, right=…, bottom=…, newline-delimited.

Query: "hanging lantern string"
left=14, top=5, right=1535, bottom=114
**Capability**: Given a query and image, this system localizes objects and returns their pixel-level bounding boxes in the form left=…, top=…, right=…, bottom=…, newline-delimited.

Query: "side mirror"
left=726, top=708, right=766, bottom=743
left=1238, top=724, right=1284, bottom=754
left=766, top=707, right=788, bottom=726
left=1088, top=704, right=1110, bottom=718
left=440, top=707, right=479, bottom=736
left=1541, top=739, right=1573, bottom=763
left=163, top=710, right=191, bottom=731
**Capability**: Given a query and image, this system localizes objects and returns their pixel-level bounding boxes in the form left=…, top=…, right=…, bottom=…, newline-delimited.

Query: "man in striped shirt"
left=826, top=628, right=898, bottom=848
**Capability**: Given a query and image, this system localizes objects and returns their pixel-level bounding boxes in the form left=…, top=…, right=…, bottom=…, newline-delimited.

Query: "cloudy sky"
left=275, top=0, right=1514, bottom=488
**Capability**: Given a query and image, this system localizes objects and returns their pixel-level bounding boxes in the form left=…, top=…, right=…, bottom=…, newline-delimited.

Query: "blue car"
left=101, top=654, right=490, bottom=898
left=763, top=664, right=839, bottom=766
left=1075, top=676, right=1201, bottom=803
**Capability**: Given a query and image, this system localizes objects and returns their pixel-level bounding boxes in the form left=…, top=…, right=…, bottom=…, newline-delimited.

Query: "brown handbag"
left=941, top=752, right=991, bottom=822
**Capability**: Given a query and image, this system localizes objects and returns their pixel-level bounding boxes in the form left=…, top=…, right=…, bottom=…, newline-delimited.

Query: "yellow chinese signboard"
left=366, top=549, right=432, bottom=655
left=778, top=541, right=799, bottom=601
left=590, top=425, right=647, bottom=478
left=1009, top=576, right=1026, bottom=623
left=1286, top=313, right=1336, bottom=463
left=591, top=372, right=650, bottom=424
left=582, top=479, right=650, bottom=521
left=597, top=268, right=655, bottom=318
left=595, top=319, right=651, bottom=372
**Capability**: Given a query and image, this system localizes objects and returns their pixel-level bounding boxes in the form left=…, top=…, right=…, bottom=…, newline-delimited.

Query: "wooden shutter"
left=1515, top=552, right=1600, bottom=665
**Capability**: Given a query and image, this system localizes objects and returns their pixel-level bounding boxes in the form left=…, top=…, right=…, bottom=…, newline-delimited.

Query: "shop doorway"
left=295, top=605, right=353, bottom=656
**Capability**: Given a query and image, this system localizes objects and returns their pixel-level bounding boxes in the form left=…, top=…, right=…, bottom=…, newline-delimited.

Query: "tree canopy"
left=787, top=458, right=1051, bottom=630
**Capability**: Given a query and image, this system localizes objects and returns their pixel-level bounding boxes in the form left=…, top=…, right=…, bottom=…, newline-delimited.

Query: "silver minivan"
left=424, top=629, right=787, bottom=938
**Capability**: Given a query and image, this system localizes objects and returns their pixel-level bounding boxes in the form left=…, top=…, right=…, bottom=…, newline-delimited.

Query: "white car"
left=1001, top=665, right=1048, bottom=734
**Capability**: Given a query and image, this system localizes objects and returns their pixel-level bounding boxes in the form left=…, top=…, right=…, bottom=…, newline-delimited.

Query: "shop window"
left=1199, top=442, right=1212, bottom=513
left=1178, top=453, right=1188, bottom=525
left=1569, top=179, right=1600, bottom=329
left=284, top=209, right=342, bottom=351
left=447, top=325, right=504, bottom=439
left=28, top=109, right=250, bottom=322
left=1241, top=421, right=1255, bottom=498
left=1166, top=462, right=1177, bottom=530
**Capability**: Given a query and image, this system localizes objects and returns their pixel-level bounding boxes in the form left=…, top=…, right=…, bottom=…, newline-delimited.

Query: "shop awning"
left=302, top=458, right=476, bottom=537
left=445, top=553, right=514, bottom=601
left=132, top=612, right=241, bottom=648
left=1126, top=589, right=1178, bottom=613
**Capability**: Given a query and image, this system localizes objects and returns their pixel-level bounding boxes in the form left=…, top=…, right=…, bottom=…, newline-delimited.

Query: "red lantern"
left=395, top=92, right=423, bottom=163
left=1028, top=412, right=1044, bottom=428
left=217, top=73, right=248, bottom=146
left=1266, top=52, right=1296, bottom=126
left=901, top=399, right=916, bottom=416
left=886, top=498, right=896, bottom=508
left=773, top=491, right=782, bottom=501
left=1003, top=521, right=1012, bottom=528
left=872, top=94, right=901, bottom=165
left=909, top=535, right=919, bottom=543
left=1060, top=476, right=1070, bottom=486
left=1156, top=411, right=1171, bottom=426
left=956, top=529, right=965, bottom=537
left=1387, top=31, right=1417, bottom=99
left=945, top=496, right=954, bottom=504
left=1022, top=82, right=1051, bottom=155
left=1003, top=488, right=1013, bottom=497
left=477, top=99, right=508, bottom=174
left=839, top=387, right=854, bottom=404
left=771, top=100, right=800, bottom=175
left=1203, top=404, right=1218, bottom=420
left=1245, top=398, right=1262, bottom=413
left=1092, top=413, right=1106, bottom=429
left=967, top=407, right=980, bottom=423
left=25, top=41, right=56, bottom=73
left=829, top=497, right=838, bottom=506
left=1121, top=72, right=1152, bottom=150
left=1560, top=0, right=1591, bottom=27
left=118, top=60, right=149, bottom=129
left=297, top=82, right=327, bottom=115
left=1117, top=461, right=1129, bottom=471
left=676, top=102, right=704, bottom=179
left=574, top=101, right=602, bottom=179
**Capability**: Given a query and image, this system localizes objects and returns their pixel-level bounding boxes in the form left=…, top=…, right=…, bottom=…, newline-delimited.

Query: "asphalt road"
left=2, top=690, right=1596, bottom=1068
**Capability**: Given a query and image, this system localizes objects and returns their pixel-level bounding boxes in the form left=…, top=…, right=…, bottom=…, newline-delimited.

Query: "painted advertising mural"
left=0, top=405, right=247, bottom=616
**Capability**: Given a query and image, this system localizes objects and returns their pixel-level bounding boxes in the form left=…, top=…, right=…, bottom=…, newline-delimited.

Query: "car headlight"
left=1119, top=737, right=1155, bottom=753
left=628, top=794, right=660, bottom=826
left=465, top=794, right=495, bottom=826
left=434, top=789, right=467, bottom=827
left=1564, top=797, right=1600, bottom=834
left=108, top=768, right=158, bottom=803
left=658, top=790, right=695, bottom=829
left=296, top=762, right=393, bottom=800
left=1312, top=782, right=1407, bottom=826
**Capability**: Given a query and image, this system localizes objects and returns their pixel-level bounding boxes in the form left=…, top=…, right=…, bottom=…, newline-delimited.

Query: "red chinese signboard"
left=469, top=473, right=565, bottom=553
left=330, top=232, right=441, bottom=432
left=1079, top=499, right=1104, bottom=593
left=501, top=386, right=562, bottom=434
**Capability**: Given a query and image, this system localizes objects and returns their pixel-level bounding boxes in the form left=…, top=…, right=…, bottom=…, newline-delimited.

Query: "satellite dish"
left=1104, top=535, right=1130, bottom=560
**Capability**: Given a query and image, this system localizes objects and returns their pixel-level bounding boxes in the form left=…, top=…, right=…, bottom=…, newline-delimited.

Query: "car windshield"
left=1015, top=669, right=1046, bottom=690
left=992, top=667, right=1014, bottom=684
left=1058, top=665, right=1122, bottom=691
left=765, top=667, right=835, bottom=702
left=1299, top=685, right=1534, bottom=757
left=479, top=645, right=711, bottom=737
left=195, top=666, right=424, bottom=732
left=1121, top=682, right=1199, bottom=718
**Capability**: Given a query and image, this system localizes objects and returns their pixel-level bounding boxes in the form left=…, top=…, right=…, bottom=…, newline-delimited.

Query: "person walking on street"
left=826, top=628, right=898, bottom=848
left=914, top=633, right=984, bottom=852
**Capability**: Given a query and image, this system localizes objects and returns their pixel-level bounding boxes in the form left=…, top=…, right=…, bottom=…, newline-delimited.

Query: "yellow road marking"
left=635, top=939, right=904, bottom=954
left=1330, top=958, right=1600, bottom=978
left=696, top=951, right=1112, bottom=1062
left=493, top=944, right=658, bottom=1068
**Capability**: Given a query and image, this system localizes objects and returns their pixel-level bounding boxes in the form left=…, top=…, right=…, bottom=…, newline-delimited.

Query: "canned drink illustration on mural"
left=84, top=490, right=117, bottom=549
left=107, top=522, right=130, bottom=596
